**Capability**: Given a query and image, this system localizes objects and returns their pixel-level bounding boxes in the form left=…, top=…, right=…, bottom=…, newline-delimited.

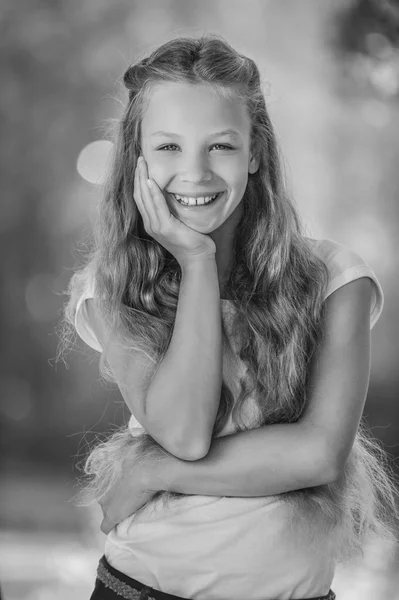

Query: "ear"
left=248, top=143, right=260, bottom=175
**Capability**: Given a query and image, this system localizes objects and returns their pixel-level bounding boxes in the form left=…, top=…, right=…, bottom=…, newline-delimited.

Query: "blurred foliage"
left=333, top=0, right=399, bottom=98
left=336, top=0, right=399, bottom=55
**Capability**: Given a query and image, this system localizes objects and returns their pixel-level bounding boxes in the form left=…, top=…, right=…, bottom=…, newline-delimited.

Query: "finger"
left=133, top=159, right=150, bottom=229
left=138, top=159, right=160, bottom=228
left=139, top=159, right=174, bottom=226
left=100, top=516, right=117, bottom=535
left=146, top=177, right=174, bottom=223
left=139, top=158, right=172, bottom=222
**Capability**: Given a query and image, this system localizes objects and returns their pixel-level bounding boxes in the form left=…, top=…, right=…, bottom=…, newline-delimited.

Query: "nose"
left=179, top=151, right=212, bottom=184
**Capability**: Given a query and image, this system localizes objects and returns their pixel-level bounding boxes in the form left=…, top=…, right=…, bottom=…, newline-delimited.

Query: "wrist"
left=179, top=252, right=216, bottom=271
left=142, top=454, right=176, bottom=494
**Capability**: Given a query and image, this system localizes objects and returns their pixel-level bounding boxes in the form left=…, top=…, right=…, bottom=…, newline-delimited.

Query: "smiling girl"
left=62, top=35, right=398, bottom=600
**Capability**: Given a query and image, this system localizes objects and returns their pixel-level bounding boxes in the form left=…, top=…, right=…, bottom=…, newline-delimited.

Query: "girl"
left=62, top=34, right=399, bottom=600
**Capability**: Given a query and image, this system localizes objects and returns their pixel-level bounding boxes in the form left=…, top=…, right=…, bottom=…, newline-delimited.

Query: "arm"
left=99, top=277, right=373, bottom=531
left=88, top=256, right=222, bottom=461
left=88, top=159, right=223, bottom=461
left=143, top=277, right=373, bottom=496
left=144, top=257, right=222, bottom=459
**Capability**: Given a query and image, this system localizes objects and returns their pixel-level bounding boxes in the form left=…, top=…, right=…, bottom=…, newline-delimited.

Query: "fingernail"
left=137, top=156, right=143, bottom=164
left=147, top=178, right=153, bottom=188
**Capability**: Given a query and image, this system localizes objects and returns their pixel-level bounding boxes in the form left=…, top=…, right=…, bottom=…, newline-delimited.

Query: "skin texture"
left=140, top=82, right=259, bottom=286
left=134, top=157, right=217, bottom=265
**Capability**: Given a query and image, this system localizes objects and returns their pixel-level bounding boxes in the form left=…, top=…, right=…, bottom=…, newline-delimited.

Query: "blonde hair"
left=59, top=33, right=399, bottom=563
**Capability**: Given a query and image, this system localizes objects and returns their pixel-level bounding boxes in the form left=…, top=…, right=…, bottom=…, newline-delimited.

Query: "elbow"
left=142, top=403, right=212, bottom=461
left=315, top=449, right=346, bottom=485
left=317, top=462, right=342, bottom=485
left=169, top=435, right=211, bottom=461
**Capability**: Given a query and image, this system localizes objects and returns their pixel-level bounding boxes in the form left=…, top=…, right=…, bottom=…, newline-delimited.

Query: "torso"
left=105, top=300, right=336, bottom=600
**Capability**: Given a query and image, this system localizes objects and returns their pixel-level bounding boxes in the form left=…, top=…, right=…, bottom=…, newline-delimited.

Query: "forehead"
left=141, top=82, right=250, bottom=139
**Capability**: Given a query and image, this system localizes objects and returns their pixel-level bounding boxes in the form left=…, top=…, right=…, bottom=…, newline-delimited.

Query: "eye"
left=211, top=144, right=234, bottom=151
left=157, top=144, right=234, bottom=151
left=158, top=144, right=180, bottom=151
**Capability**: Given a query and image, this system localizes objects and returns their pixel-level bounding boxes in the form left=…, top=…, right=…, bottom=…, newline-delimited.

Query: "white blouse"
left=75, top=238, right=384, bottom=600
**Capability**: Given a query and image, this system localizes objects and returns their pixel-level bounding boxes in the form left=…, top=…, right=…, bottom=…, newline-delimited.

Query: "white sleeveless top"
left=75, top=238, right=384, bottom=600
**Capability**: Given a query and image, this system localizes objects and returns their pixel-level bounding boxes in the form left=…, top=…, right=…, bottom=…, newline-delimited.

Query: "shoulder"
left=306, top=237, right=384, bottom=329
left=74, top=269, right=103, bottom=352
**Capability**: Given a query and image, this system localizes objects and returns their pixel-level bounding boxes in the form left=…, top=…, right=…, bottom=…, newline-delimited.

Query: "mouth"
left=168, top=191, right=225, bottom=208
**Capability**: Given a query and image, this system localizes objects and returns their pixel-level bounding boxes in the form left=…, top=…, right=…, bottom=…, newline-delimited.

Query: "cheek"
left=232, top=168, right=249, bottom=196
left=144, top=159, right=169, bottom=185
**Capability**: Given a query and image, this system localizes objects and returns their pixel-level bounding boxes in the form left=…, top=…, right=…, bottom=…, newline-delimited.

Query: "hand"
left=134, top=156, right=216, bottom=266
left=99, top=463, right=157, bottom=535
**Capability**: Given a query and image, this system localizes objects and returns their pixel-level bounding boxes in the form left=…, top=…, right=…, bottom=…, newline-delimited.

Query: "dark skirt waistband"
left=90, top=555, right=336, bottom=600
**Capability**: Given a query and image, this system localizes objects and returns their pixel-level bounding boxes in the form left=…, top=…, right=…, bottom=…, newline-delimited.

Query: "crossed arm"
left=144, top=277, right=372, bottom=499
left=92, top=276, right=373, bottom=531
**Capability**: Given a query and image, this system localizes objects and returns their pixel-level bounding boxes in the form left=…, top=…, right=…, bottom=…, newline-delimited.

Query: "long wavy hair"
left=59, top=34, right=398, bottom=563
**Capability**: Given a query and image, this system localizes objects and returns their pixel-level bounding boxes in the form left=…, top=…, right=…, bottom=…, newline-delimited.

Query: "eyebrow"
left=151, top=129, right=241, bottom=139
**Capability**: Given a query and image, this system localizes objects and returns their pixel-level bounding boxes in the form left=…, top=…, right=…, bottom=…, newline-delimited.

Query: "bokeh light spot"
left=76, top=140, right=113, bottom=184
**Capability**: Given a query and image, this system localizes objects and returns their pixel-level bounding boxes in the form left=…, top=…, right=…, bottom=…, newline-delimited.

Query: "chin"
left=184, top=219, right=222, bottom=234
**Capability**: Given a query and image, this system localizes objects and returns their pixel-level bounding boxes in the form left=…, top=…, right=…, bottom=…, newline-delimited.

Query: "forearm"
left=144, top=256, right=222, bottom=459
left=147, top=421, right=337, bottom=497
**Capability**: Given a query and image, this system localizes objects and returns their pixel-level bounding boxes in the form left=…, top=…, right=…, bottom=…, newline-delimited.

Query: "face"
left=140, top=82, right=259, bottom=236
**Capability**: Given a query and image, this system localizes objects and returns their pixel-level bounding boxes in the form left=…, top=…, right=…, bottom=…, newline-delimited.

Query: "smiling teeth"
left=173, top=193, right=219, bottom=206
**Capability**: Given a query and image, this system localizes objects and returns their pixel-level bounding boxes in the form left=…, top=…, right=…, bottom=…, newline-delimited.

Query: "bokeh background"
left=1, top=0, right=399, bottom=598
